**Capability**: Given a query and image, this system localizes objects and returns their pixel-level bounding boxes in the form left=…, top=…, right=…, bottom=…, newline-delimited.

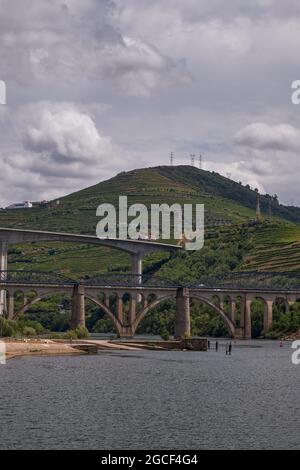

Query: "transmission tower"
left=170, top=152, right=174, bottom=166
left=199, top=154, right=202, bottom=169
left=190, top=154, right=195, bottom=166
left=256, top=192, right=261, bottom=222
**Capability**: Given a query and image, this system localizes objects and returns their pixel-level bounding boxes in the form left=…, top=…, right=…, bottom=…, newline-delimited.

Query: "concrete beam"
left=0, top=227, right=180, bottom=256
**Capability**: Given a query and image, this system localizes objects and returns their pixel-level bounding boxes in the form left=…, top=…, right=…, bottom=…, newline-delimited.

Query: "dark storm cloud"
left=0, top=0, right=300, bottom=206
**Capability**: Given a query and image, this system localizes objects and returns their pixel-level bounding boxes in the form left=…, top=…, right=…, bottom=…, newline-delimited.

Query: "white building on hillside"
left=6, top=201, right=33, bottom=210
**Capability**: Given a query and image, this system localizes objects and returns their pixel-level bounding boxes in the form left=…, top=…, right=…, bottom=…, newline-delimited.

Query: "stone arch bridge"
left=1, top=270, right=300, bottom=339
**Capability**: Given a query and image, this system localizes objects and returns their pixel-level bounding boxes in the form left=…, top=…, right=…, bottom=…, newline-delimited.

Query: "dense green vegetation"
left=1, top=165, right=300, bottom=339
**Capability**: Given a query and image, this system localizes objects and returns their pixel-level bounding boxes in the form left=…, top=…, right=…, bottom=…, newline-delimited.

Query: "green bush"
left=74, top=326, right=89, bottom=339
left=264, top=330, right=282, bottom=340
left=0, top=317, right=14, bottom=337
left=160, top=329, right=170, bottom=341
left=63, top=330, right=78, bottom=340
left=48, top=333, right=64, bottom=339
left=23, top=326, right=37, bottom=336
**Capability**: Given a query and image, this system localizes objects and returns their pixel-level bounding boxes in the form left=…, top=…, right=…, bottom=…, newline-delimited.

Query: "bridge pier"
left=244, top=297, right=252, bottom=340
left=0, top=241, right=8, bottom=316
left=263, top=299, right=273, bottom=331
left=132, top=253, right=142, bottom=283
left=175, top=287, right=190, bottom=339
left=238, top=296, right=251, bottom=339
left=71, top=285, right=85, bottom=330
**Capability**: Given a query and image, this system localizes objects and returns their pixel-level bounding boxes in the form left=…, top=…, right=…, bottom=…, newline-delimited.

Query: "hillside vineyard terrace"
left=96, top=196, right=204, bottom=250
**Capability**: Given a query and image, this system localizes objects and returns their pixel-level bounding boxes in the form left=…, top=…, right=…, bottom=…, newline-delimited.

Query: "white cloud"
left=0, top=102, right=137, bottom=206
left=1, top=0, right=300, bottom=206
left=235, top=123, right=300, bottom=152
left=22, top=104, right=112, bottom=163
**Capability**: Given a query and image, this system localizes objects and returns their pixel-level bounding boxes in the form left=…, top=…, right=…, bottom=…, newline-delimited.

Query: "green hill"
left=1, top=165, right=300, bottom=278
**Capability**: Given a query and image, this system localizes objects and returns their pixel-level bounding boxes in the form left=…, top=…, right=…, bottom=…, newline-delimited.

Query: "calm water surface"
left=0, top=340, right=299, bottom=450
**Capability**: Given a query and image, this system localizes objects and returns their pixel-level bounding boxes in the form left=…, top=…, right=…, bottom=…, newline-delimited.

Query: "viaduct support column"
left=132, top=253, right=142, bottom=284
left=132, top=252, right=142, bottom=302
left=71, top=285, right=85, bottom=330
left=0, top=242, right=8, bottom=316
left=263, top=299, right=273, bottom=332
left=175, top=287, right=190, bottom=339
left=244, top=296, right=252, bottom=340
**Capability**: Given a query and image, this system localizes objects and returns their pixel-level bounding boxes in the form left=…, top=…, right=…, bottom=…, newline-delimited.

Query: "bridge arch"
left=133, top=291, right=236, bottom=338
left=274, top=296, right=290, bottom=313
left=84, top=293, right=122, bottom=336
left=14, top=290, right=71, bottom=319
left=13, top=289, right=123, bottom=336
left=133, top=294, right=176, bottom=333
left=190, top=293, right=236, bottom=338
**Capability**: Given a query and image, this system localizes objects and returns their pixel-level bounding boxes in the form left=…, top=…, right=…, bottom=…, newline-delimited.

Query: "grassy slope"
left=0, top=166, right=300, bottom=278
left=242, top=224, right=300, bottom=272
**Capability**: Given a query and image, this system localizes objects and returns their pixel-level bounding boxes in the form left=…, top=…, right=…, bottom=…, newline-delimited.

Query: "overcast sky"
left=1, top=0, right=300, bottom=207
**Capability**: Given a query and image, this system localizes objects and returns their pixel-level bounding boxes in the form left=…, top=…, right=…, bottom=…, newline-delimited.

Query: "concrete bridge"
left=1, top=271, right=300, bottom=339
left=0, top=227, right=180, bottom=315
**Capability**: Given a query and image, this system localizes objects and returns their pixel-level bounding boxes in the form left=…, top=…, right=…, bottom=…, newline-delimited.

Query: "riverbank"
left=3, top=338, right=157, bottom=360
left=2, top=337, right=210, bottom=360
left=3, top=338, right=86, bottom=360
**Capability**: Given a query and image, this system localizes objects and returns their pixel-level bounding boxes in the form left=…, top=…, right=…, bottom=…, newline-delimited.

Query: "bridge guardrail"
left=1, top=270, right=300, bottom=290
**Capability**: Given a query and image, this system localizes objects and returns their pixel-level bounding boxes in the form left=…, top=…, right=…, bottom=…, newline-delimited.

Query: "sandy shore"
left=2, top=338, right=147, bottom=361
left=3, top=339, right=85, bottom=360
left=2, top=337, right=202, bottom=361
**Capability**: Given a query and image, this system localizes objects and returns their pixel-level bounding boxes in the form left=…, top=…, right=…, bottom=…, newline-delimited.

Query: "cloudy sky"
left=0, top=0, right=300, bottom=207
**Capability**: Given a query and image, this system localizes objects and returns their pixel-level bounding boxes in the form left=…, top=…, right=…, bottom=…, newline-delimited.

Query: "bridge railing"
left=1, top=270, right=300, bottom=290
left=188, top=271, right=300, bottom=290
left=0, top=270, right=75, bottom=285
left=0, top=271, right=180, bottom=288
left=80, top=273, right=181, bottom=288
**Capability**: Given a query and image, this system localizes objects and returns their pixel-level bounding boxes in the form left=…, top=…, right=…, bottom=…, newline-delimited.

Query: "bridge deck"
left=0, top=227, right=181, bottom=255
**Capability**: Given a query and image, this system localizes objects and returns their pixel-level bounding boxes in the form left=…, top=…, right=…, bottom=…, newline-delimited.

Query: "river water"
left=0, top=340, right=299, bottom=450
